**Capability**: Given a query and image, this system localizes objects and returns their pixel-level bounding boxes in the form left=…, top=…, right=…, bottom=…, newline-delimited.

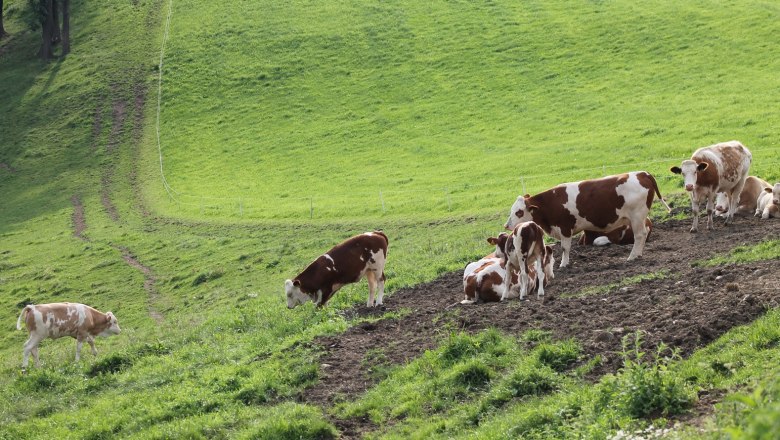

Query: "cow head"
left=285, top=279, right=312, bottom=309
left=671, top=160, right=708, bottom=192
left=487, top=233, right=510, bottom=261
left=504, top=195, right=535, bottom=230
left=101, top=312, right=121, bottom=336
left=767, top=183, right=780, bottom=206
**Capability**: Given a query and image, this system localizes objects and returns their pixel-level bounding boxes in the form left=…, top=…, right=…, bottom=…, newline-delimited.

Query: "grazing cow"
left=490, top=222, right=549, bottom=300
left=505, top=171, right=670, bottom=268
left=578, top=218, right=653, bottom=246
left=671, top=140, right=752, bottom=232
left=755, top=183, right=780, bottom=219
left=16, top=303, right=121, bottom=370
left=285, top=231, right=388, bottom=309
left=461, top=245, right=554, bottom=304
left=715, top=176, right=770, bottom=217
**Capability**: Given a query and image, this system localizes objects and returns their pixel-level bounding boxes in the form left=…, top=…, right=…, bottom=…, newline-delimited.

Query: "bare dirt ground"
left=71, top=195, right=87, bottom=241
left=303, top=215, right=780, bottom=438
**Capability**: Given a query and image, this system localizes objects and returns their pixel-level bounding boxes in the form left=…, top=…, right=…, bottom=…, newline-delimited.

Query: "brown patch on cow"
left=576, top=174, right=627, bottom=229
left=517, top=222, right=545, bottom=259
left=21, top=306, right=36, bottom=333
left=293, top=232, right=389, bottom=306
left=529, top=187, right=577, bottom=236
left=716, top=143, right=748, bottom=182
left=692, top=157, right=719, bottom=190
left=636, top=171, right=662, bottom=209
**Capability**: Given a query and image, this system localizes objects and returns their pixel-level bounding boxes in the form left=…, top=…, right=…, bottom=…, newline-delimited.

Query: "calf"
left=16, top=303, right=121, bottom=370
left=671, top=140, right=752, bottom=232
left=491, top=222, right=549, bottom=301
left=505, top=171, right=669, bottom=267
left=715, top=176, right=770, bottom=217
left=461, top=245, right=554, bottom=304
left=285, top=231, right=388, bottom=308
left=755, top=183, right=780, bottom=219
left=578, top=218, right=653, bottom=246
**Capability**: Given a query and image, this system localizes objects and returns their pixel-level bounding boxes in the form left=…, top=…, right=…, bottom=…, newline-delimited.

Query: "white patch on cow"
left=563, top=183, right=580, bottom=224
left=593, top=236, right=611, bottom=246
left=324, top=254, right=334, bottom=264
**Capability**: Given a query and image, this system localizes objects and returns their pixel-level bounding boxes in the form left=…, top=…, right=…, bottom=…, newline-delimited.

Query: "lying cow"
left=16, top=303, right=121, bottom=371
left=462, top=244, right=554, bottom=304
left=715, top=176, right=770, bottom=217
left=490, top=222, right=551, bottom=300
left=755, top=183, right=780, bottom=219
left=285, top=231, right=388, bottom=308
left=671, top=140, right=752, bottom=232
left=505, top=171, right=670, bottom=268
left=578, top=218, right=653, bottom=246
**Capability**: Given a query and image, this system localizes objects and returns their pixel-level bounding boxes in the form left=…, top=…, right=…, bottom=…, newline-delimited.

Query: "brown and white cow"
left=715, top=176, right=771, bottom=217
left=490, top=222, right=550, bottom=300
left=755, top=183, right=780, bottom=219
left=578, top=218, right=653, bottom=247
left=16, top=303, right=121, bottom=370
left=285, top=231, right=388, bottom=309
left=671, top=140, right=752, bottom=232
left=505, top=171, right=670, bottom=268
left=462, top=244, right=554, bottom=304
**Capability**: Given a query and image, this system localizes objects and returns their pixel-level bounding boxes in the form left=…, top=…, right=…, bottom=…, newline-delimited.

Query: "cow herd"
left=15, top=141, right=780, bottom=371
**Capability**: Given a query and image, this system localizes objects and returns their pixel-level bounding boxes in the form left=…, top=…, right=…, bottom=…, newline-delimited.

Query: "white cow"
left=755, top=183, right=780, bottom=219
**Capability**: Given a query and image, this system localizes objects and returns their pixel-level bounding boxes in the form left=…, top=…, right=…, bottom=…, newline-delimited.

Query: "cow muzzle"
left=685, top=184, right=694, bottom=192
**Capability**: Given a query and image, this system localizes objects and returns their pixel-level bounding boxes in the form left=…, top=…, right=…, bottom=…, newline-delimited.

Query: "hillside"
left=1, top=0, right=780, bottom=438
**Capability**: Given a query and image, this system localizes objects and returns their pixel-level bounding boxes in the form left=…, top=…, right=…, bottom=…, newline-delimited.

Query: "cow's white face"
left=285, top=279, right=310, bottom=309
left=671, top=160, right=707, bottom=192
left=100, top=312, right=121, bottom=336
left=505, top=196, right=533, bottom=230
left=773, top=183, right=780, bottom=206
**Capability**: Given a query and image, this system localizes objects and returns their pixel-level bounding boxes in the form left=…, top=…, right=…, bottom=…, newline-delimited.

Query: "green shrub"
left=240, top=403, right=337, bottom=440
left=535, top=339, right=580, bottom=372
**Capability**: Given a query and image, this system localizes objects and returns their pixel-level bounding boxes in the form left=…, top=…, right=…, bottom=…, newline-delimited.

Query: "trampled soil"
left=303, top=215, right=780, bottom=438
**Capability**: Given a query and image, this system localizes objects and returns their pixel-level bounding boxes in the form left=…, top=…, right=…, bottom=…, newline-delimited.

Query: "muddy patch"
left=303, top=217, right=780, bottom=437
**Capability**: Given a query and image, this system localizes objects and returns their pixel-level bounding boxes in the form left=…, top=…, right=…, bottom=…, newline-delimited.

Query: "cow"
left=578, top=218, right=653, bottom=246
left=488, top=222, right=550, bottom=301
left=16, top=303, right=121, bottom=371
left=285, top=231, right=388, bottom=309
left=715, top=176, right=770, bottom=217
left=461, top=244, right=554, bottom=304
left=755, top=183, right=780, bottom=219
left=671, top=140, right=752, bottom=232
left=505, top=171, right=670, bottom=268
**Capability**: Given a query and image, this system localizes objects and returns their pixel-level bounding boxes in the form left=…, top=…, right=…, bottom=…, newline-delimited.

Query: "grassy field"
left=1, top=0, right=780, bottom=438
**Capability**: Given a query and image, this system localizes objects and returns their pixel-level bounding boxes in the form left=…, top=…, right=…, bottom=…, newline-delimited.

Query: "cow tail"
left=648, top=172, right=672, bottom=213
left=16, top=305, right=31, bottom=331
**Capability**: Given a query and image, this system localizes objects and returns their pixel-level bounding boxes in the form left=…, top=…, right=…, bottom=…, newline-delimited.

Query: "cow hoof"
left=689, top=227, right=698, bottom=233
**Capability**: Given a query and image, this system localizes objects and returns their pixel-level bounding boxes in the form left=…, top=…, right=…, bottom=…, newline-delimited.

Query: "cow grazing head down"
left=504, top=195, right=535, bottom=230
left=670, top=160, right=708, bottom=192
left=102, top=312, right=121, bottom=336
left=285, top=279, right=313, bottom=309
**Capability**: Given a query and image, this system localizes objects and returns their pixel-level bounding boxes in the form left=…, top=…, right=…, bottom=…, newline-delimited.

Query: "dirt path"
left=117, top=245, right=164, bottom=324
left=71, top=195, right=87, bottom=241
left=303, top=216, right=780, bottom=438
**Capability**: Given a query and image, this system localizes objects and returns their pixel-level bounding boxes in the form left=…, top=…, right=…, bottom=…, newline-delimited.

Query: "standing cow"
left=505, top=171, right=670, bottom=268
left=285, top=231, right=388, bottom=309
left=490, top=222, right=549, bottom=300
left=671, top=140, right=752, bottom=232
left=462, top=244, right=554, bottom=304
left=17, top=303, right=121, bottom=371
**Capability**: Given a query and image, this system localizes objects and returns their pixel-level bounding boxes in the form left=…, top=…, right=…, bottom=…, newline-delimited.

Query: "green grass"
left=2, top=0, right=780, bottom=438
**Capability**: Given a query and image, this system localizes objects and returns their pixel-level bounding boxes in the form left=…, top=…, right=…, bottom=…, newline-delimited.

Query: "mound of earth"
left=303, top=216, right=780, bottom=437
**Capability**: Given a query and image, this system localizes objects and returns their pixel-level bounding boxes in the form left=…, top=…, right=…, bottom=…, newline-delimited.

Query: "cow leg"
left=375, top=272, right=386, bottom=306
left=627, top=217, right=649, bottom=260
left=559, top=236, right=572, bottom=268
left=88, top=337, right=98, bottom=356
left=76, top=338, right=84, bottom=362
left=727, top=180, right=747, bottom=225
left=518, top=257, right=529, bottom=300
left=705, top=192, right=716, bottom=230
left=689, top=193, right=700, bottom=233
left=534, top=258, right=545, bottom=299
left=31, top=346, right=40, bottom=367
left=501, top=261, right=516, bottom=301
left=366, top=271, right=377, bottom=307
left=22, top=335, right=42, bottom=369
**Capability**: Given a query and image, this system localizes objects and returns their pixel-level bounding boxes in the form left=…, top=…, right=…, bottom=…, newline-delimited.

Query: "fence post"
left=379, top=190, right=386, bottom=213
left=521, top=176, right=526, bottom=195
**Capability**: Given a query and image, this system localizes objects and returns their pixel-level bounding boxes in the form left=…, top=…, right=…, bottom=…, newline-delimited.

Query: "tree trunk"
left=61, top=0, right=70, bottom=55
left=51, top=0, right=61, bottom=44
left=1, top=0, right=7, bottom=38
left=38, top=0, right=54, bottom=60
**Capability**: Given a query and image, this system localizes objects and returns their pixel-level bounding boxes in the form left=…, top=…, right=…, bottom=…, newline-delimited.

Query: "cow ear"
left=523, top=194, right=531, bottom=199
left=697, top=162, right=708, bottom=172
left=670, top=166, right=682, bottom=174
left=527, top=204, right=539, bottom=213
left=487, top=237, right=498, bottom=245
left=293, top=279, right=301, bottom=287
left=765, top=187, right=773, bottom=193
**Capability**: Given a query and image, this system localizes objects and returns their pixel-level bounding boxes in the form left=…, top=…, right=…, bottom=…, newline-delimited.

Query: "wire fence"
left=154, top=0, right=780, bottom=221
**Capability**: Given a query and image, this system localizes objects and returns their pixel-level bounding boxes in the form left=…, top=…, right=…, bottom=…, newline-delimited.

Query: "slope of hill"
left=1, top=0, right=780, bottom=438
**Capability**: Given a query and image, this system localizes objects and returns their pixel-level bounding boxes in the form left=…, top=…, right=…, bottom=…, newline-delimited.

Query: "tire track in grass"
left=71, top=195, right=87, bottom=241
left=117, top=245, right=164, bottom=324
